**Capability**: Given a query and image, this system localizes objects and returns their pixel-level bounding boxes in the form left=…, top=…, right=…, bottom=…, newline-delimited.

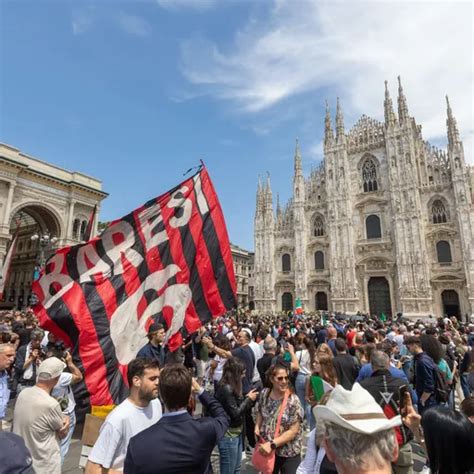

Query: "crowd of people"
left=1, top=307, right=474, bottom=473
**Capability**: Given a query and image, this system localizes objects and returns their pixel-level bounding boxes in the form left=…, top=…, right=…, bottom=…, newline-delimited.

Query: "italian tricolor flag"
left=295, top=298, right=303, bottom=315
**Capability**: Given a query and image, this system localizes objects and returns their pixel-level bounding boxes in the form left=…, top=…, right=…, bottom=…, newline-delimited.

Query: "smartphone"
left=399, top=385, right=410, bottom=415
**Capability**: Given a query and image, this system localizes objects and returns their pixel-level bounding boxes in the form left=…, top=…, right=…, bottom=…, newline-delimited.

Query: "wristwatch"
left=270, top=441, right=277, bottom=450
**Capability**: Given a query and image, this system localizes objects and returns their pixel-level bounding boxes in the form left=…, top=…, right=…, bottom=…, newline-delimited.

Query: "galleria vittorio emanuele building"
left=254, top=78, right=473, bottom=320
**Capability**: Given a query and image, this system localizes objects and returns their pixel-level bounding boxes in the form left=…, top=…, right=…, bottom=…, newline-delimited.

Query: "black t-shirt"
left=257, top=353, right=274, bottom=383
left=231, top=345, right=254, bottom=394
left=333, top=354, right=359, bottom=390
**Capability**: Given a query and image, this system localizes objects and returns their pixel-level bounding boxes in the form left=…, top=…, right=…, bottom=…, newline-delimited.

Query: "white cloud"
left=71, top=7, right=96, bottom=35
left=117, top=12, right=151, bottom=37
left=180, top=0, right=474, bottom=161
left=156, top=0, right=217, bottom=11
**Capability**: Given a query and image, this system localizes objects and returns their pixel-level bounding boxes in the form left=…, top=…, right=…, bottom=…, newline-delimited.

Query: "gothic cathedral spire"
left=324, top=100, right=334, bottom=147
left=335, top=97, right=345, bottom=142
left=294, top=138, right=302, bottom=176
left=397, top=76, right=409, bottom=124
left=446, top=95, right=460, bottom=148
left=384, top=80, right=397, bottom=128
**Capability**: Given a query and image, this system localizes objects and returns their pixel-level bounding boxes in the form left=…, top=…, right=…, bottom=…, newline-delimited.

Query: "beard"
left=139, top=387, right=158, bottom=402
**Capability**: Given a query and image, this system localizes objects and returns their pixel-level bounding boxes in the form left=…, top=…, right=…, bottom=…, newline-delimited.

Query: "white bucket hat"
left=314, top=383, right=402, bottom=435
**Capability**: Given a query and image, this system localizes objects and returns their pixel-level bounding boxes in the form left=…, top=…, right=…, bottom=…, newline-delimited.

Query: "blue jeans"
left=295, top=373, right=313, bottom=428
left=218, top=434, right=242, bottom=474
left=460, top=373, right=471, bottom=398
left=60, top=411, right=76, bottom=463
left=417, top=396, right=438, bottom=416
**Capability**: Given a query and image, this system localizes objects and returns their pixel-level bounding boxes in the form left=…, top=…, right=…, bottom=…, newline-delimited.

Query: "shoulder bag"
left=252, top=390, right=289, bottom=474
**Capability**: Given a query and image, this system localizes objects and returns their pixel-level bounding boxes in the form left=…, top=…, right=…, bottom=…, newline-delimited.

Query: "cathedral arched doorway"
left=315, top=292, right=328, bottom=311
left=3, top=205, right=61, bottom=308
left=441, top=290, right=460, bottom=319
left=368, top=277, right=391, bottom=319
left=282, top=292, right=293, bottom=312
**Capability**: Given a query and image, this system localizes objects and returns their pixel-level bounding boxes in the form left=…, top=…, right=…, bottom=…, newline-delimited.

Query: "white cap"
left=37, top=357, right=66, bottom=381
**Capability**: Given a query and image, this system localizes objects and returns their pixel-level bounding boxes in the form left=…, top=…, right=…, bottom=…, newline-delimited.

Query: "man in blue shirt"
left=0, top=343, right=16, bottom=431
left=137, top=322, right=167, bottom=367
left=405, top=336, right=438, bottom=414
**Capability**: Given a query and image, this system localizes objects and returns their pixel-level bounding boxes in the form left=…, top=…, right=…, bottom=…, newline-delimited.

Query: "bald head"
left=328, top=327, right=337, bottom=338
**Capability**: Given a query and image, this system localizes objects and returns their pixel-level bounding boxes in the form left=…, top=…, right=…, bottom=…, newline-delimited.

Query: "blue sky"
left=1, top=0, right=472, bottom=250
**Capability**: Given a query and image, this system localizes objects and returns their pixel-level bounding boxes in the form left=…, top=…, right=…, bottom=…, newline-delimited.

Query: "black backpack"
left=434, top=366, right=450, bottom=403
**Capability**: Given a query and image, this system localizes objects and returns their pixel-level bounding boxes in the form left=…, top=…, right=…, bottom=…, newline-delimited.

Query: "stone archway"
left=441, top=290, right=461, bottom=319
left=9, top=202, right=62, bottom=238
left=3, top=205, right=61, bottom=308
left=368, top=277, right=392, bottom=318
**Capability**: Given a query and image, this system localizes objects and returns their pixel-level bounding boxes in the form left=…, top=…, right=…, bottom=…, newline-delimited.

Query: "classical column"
left=92, top=205, right=100, bottom=237
left=3, top=181, right=16, bottom=228
left=66, top=201, right=75, bottom=239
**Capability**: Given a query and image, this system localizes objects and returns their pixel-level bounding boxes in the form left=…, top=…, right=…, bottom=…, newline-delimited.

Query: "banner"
left=32, top=166, right=236, bottom=406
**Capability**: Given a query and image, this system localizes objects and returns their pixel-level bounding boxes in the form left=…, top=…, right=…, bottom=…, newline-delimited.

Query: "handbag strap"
left=274, top=390, right=289, bottom=439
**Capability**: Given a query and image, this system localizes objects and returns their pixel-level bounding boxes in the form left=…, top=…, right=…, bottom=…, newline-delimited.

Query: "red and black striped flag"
left=32, top=166, right=236, bottom=407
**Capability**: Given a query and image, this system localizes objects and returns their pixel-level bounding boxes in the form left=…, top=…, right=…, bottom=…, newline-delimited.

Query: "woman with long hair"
left=316, top=354, right=337, bottom=388
left=215, top=358, right=258, bottom=474
left=315, top=343, right=333, bottom=360
left=402, top=397, right=474, bottom=474
left=295, top=336, right=316, bottom=430
left=254, top=362, right=303, bottom=474
left=304, top=355, right=334, bottom=431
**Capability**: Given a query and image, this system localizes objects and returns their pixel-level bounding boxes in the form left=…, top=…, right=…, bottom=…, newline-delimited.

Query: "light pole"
left=31, top=230, right=58, bottom=269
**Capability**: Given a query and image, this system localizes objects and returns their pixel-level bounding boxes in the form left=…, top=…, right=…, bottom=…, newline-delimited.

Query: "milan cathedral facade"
left=254, top=78, right=474, bottom=319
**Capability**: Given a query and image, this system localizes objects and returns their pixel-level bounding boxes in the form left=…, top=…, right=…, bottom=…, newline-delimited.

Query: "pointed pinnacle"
left=335, top=97, right=344, bottom=138
left=295, top=137, right=301, bottom=157
left=446, top=95, right=452, bottom=115
left=397, top=75, right=409, bottom=123
left=324, top=100, right=334, bottom=146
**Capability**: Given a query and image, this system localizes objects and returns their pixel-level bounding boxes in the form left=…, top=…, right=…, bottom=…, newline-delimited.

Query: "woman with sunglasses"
left=255, top=362, right=303, bottom=474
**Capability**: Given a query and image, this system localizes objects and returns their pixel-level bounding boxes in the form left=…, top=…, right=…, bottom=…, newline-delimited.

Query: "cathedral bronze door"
left=441, top=290, right=460, bottom=319
left=368, top=277, right=392, bottom=318
left=315, top=292, right=328, bottom=311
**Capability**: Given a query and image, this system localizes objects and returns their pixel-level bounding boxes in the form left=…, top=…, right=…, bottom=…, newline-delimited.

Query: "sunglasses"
left=275, top=376, right=289, bottom=381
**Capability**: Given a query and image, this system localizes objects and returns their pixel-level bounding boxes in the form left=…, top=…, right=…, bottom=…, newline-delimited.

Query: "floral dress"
left=256, top=388, right=303, bottom=458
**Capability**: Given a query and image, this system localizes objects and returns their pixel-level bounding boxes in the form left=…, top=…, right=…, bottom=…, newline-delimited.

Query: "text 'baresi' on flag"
left=32, top=166, right=237, bottom=407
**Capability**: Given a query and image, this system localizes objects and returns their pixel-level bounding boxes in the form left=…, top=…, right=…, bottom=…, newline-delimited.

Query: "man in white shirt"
left=13, top=357, right=70, bottom=474
left=85, top=358, right=162, bottom=473
left=49, top=349, right=83, bottom=463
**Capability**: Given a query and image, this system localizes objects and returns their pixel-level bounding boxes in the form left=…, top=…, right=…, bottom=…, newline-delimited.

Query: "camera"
left=52, top=341, right=68, bottom=360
